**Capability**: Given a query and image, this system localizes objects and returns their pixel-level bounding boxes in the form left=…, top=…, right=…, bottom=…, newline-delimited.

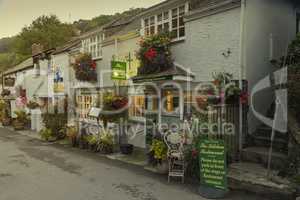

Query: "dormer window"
left=82, top=33, right=103, bottom=60
left=142, top=3, right=189, bottom=41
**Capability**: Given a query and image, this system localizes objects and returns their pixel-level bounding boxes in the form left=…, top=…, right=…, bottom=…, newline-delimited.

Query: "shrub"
left=42, top=113, right=67, bottom=139
left=148, top=139, right=167, bottom=166
left=39, top=128, right=53, bottom=141
left=98, top=132, right=113, bottom=154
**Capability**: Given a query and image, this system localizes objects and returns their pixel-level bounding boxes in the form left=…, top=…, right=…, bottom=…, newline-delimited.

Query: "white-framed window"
left=76, top=94, right=96, bottom=119
left=82, top=33, right=103, bottom=59
left=142, top=3, right=189, bottom=40
left=129, top=95, right=145, bottom=118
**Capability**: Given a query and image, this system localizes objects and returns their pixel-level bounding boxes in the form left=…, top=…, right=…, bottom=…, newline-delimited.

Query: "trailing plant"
left=1, top=89, right=10, bottom=97
left=225, top=84, right=241, bottom=104
left=27, top=100, right=40, bottom=109
left=148, top=138, right=167, bottom=166
left=212, top=71, right=233, bottom=87
left=72, top=53, right=97, bottom=82
left=39, top=128, right=53, bottom=142
left=99, top=92, right=128, bottom=123
left=137, top=33, right=173, bottom=75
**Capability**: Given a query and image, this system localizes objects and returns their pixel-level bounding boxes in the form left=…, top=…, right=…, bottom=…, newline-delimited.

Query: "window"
left=76, top=94, right=96, bottom=119
left=142, top=3, right=188, bottom=40
left=129, top=96, right=145, bottom=118
left=162, top=90, right=180, bottom=114
left=82, top=34, right=103, bottom=59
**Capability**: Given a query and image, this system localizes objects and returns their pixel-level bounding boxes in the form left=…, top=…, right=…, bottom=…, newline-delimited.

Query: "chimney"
left=32, top=43, right=44, bottom=56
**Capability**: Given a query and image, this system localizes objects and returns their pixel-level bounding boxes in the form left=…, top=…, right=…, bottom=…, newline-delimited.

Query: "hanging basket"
left=72, top=53, right=97, bottom=82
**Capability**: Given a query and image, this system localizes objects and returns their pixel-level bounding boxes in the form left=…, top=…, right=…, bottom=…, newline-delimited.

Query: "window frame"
left=82, top=33, right=103, bottom=60
left=141, top=2, right=189, bottom=41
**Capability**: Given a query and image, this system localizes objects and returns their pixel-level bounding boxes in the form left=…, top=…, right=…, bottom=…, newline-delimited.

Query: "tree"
left=12, top=15, right=76, bottom=55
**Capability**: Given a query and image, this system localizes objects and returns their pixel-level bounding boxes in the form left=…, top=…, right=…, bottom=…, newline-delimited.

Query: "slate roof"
left=4, top=58, right=33, bottom=75
left=53, top=39, right=81, bottom=55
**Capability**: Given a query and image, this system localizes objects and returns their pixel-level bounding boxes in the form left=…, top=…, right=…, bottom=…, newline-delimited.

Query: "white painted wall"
left=52, top=53, right=70, bottom=95
left=99, top=36, right=140, bottom=88
left=171, top=7, right=242, bottom=82
left=243, top=0, right=297, bottom=133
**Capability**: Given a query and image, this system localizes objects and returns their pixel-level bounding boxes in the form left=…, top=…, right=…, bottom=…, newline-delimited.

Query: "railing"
left=205, top=104, right=243, bottom=160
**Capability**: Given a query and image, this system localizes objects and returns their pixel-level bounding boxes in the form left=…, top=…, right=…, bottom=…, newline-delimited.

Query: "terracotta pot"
left=13, top=121, right=25, bottom=131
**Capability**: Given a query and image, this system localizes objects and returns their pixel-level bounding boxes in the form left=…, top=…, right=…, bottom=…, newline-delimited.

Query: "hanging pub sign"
left=53, top=66, right=64, bottom=94
left=198, top=139, right=228, bottom=198
left=111, top=61, right=127, bottom=80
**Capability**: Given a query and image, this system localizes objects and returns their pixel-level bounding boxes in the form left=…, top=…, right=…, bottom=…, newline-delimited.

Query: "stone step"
left=228, top=162, right=296, bottom=200
left=250, top=134, right=288, bottom=153
left=255, top=125, right=288, bottom=140
left=241, top=147, right=288, bottom=170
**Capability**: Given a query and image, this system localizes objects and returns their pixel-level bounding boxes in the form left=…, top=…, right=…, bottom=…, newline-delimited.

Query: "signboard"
left=53, top=66, right=64, bottom=94
left=199, top=139, right=227, bottom=191
left=111, top=61, right=127, bottom=80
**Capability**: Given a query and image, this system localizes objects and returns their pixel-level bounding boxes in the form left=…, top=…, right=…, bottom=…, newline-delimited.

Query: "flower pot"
left=13, top=121, right=25, bottom=131
left=120, top=144, right=134, bottom=155
left=155, top=161, right=169, bottom=174
left=2, top=118, right=11, bottom=126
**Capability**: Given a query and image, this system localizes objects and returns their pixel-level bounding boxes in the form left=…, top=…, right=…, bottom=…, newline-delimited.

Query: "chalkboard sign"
left=199, top=139, right=227, bottom=191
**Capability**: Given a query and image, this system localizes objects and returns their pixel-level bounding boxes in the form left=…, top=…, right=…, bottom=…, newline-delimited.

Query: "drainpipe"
left=238, top=0, right=246, bottom=157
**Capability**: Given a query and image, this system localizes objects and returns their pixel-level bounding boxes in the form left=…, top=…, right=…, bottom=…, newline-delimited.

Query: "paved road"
left=0, top=128, right=267, bottom=200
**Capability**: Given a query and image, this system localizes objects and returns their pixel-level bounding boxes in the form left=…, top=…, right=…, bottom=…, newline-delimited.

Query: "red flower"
left=191, top=149, right=198, bottom=159
left=91, top=61, right=97, bottom=70
left=240, top=92, right=248, bottom=105
left=144, top=48, right=157, bottom=60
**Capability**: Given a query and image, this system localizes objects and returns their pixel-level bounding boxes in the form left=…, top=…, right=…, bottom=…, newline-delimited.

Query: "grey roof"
left=4, top=58, right=33, bottom=75
left=53, top=39, right=81, bottom=55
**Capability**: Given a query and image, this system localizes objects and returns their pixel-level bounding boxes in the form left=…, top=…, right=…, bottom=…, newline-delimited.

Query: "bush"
left=39, top=128, right=53, bottom=141
left=98, top=132, right=113, bottom=154
left=42, top=113, right=67, bottom=139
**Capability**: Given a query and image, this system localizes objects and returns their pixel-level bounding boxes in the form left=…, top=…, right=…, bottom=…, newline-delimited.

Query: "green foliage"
left=137, top=33, right=173, bottom=75
left=72, top=53, right=97, bottom=82
left=39, top=128, right=53, bottom=142
left=148, top=139, right=167, bottom=166
left=12, top=15, right=75, bottom=55
left=14, top=110, right=29, bottom=124
left=97, top=132, right=114, bottom=154
left=42, top=113, right=67, bottom=139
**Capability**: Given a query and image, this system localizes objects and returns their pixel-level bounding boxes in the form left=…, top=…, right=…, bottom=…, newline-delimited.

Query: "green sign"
left=199, top=139, right=227, bottom=190
left=111, top=61, right=127, bottom=80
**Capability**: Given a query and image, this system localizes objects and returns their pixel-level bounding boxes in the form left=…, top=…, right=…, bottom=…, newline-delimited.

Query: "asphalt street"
left=0, top=127, right=267, bottom=200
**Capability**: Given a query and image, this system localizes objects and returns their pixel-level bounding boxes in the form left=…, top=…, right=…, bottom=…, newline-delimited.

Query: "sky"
left=0, top=0, right=164, bottom=38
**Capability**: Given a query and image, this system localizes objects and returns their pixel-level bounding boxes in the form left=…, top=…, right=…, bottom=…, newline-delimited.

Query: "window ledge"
left=92, top=56, right=103, bottom=61
left=171, top=37, right=185, bottom=44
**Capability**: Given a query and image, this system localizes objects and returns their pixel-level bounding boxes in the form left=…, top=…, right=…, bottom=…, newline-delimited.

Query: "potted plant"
left=13, top=110, right=29, bottom=130
left=0, top=100, right=10, bottom=126
left=4, top=77, right=15, bottom=87
left=72, top=53, right=97, bottom=82
left=39, top=128, right=53, bottom=142
left=225, top=84, right=241, bottom=105
left=27, top=100, right=40, bottom=110
left=1, top=89, right=10, bottom=97
left=148, top=138, right=168, bottom=174
left=98, top=132, right=114, bottom=154
left=86, top=135, right=99, bottom=152
left=137, top=33, right=173, bottom=75
left=66, top=125, right=78, bottom=147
